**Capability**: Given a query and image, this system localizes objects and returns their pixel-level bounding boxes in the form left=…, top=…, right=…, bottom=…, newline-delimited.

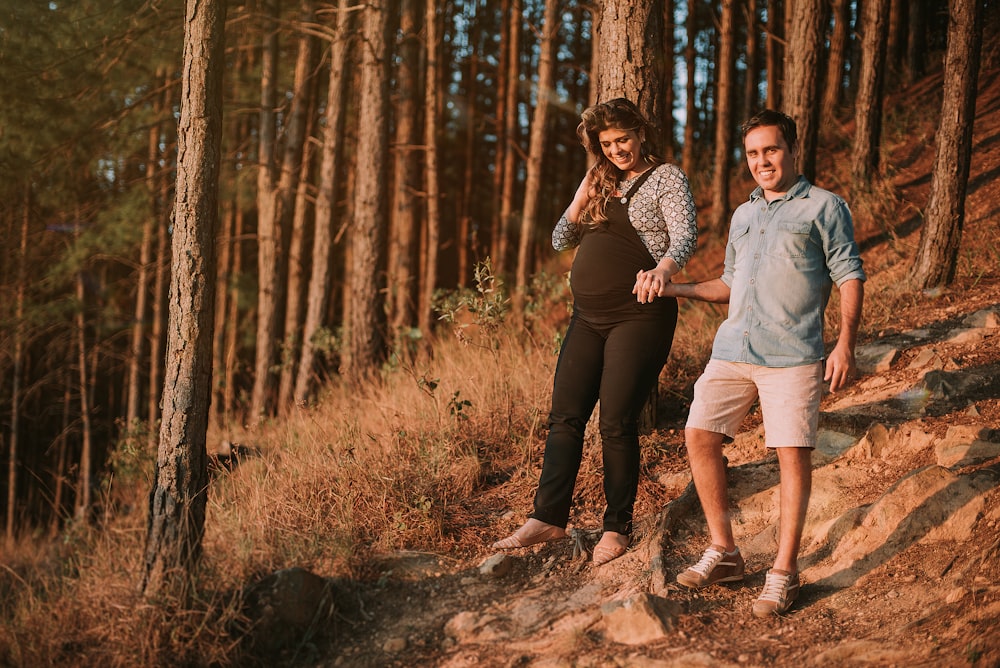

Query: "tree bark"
left=495, top=0, right=522, bottom=277
left=681, top=3, right=698, bottom=178
left=387, top=0, right=421, bottom=333
left=765, top=0, right=783, bottom=111
left=250, top=0, right=281, bottom=420
left=296, top=0, right=353, bottom=404
left=342, top=0, right=392, bottom=384
left=419, top=0, right=441, bottom=334
left=515, top=0, right=558, bottom=304
left=710, top=0, right=736, bottom=235
left=851, top=0, right=890, bottom=185
left=596, top=0, right=663, bottom=120
left=278, top=0, right=319, bottom=412
left=908, top=0, right=983, bottom=290
left=6, top=185, right=29, bottom=548
left=822, top=0, right=850, bottom=118
left=782, top=0, right=823, bottom=181
left=141, top=0, right=225, bottom=598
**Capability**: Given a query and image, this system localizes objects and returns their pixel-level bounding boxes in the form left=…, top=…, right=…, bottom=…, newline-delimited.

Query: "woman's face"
left=598, top=127, right=643, bottom=176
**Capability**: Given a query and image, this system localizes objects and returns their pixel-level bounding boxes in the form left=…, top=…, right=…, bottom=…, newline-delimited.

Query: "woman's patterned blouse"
left=552, top=162, right=698, bottom=269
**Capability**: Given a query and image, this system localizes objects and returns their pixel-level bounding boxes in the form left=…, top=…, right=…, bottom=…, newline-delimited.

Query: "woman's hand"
left=633, top=267, right=671, bottom=303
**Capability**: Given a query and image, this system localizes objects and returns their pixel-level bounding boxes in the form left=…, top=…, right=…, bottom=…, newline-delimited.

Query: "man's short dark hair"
left=741, top=110, right=798, bottom=152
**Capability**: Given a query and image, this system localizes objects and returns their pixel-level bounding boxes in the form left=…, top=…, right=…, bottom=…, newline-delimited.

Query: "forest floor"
left=282, top=69, right=1000, bottom=667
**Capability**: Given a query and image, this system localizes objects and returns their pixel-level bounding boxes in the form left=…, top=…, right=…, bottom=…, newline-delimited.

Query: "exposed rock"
left=855, top=343, right=900, bottom=374
left=934, top=425, right=1000, bottom=468
left=963, top=307, right=1000, bottom=328
left=478, top=553, right=512, bottom=577
left=600, top=593, right=680, bottom=645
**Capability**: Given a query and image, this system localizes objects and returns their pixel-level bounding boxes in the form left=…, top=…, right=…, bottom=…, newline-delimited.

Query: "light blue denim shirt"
left=712, top=176, right=866, bottom=367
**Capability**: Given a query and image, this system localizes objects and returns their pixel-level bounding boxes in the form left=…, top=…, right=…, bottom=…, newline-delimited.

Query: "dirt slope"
left=302, top=68, right=1000, bottom=668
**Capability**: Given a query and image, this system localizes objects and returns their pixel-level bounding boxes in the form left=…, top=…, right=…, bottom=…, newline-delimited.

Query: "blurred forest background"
left=0, top=0, right=990, bottom=547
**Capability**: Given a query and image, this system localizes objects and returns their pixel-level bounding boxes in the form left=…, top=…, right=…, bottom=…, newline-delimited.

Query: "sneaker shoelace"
left=759, top=571, right=792, bottom=602
left=690, top=548, right=724, bottom=576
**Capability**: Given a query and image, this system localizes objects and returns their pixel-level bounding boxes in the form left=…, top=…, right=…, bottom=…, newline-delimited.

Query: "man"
left=639, top=109, right=865, bottom=617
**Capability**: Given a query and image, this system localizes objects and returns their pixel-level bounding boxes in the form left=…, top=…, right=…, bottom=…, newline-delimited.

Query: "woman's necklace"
left=617, top=173, right=642, bottom=204
left=618, top=163, right=655, bottom=204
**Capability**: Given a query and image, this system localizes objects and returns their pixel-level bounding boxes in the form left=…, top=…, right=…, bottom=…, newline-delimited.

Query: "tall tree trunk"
left=908, top=0, right=983, bottom=290
left=743, top=0, right=761, bottom=117
left=141, top=0, right=226, bottom=598
left=73, top=268, right=93, bottom=522
left=388, top=0, right=421, bottom=333
left=515, top=0, right=558, bottom=305
left=458, top=4, right=480, bottom=288
left=128, top=81, right=164, bottom=430
left=7, top=185, right=29, bottom=548
left=905, top=0, right=928, bottom=85
left=496, top=0, right=522, bottom=277
left=342, top=0, right=391, bottom=383
left=419, top=0, right=441, bottom=334
left=782, top=0, right=823, bottom=181
left=822, top=0, right=850, bottom=120
left=296, top=0, right=353, bottom=404
left=765, top=0, right=783, bottom=110
left=278, top=0, right=319, bottom=412
left=682, top=2, right=698, bottom=178
left=596, top=0, right=664, bottom=120
left=149, top=70, right=174, bottom=445
left=49, top=375, right=72, bottom=538
left=851, top=0, right=890, bottom=185
left=662, top=0, right=677, bottom=160
left=251, top=0, right=281, bottom=420
left=710, top=0, right=736, bottom=235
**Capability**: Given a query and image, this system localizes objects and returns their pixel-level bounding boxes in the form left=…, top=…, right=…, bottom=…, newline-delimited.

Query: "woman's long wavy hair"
left=576, top=97, right=664, bottom=226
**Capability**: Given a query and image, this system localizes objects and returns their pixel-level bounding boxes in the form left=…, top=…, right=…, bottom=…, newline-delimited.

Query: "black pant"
left=530, top=303, right=678, bottom=535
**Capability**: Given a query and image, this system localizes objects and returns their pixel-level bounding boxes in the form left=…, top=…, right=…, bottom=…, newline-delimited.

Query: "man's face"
left=744, top=125, right=798, bottom=197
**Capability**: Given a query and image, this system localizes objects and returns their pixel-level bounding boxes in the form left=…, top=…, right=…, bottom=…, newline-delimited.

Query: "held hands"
left=633, top=268, right=675, bottom=303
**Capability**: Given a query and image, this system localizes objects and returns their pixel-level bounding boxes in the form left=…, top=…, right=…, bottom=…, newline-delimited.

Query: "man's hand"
left=824, top=343, right=856, bottom=392
left=633, top=268, right=672, bottom=303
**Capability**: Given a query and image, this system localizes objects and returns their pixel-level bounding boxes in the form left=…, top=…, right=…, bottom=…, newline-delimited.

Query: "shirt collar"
left=749, top=175, right=811, bottom=203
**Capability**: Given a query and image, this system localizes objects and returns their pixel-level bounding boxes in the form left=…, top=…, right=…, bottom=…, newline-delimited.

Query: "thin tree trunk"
left=905, top=0, right=928, bottom=85
left=663, top=0, right=676, bottom=160
left=851, top=0, right=890, bottom=184
left=278, top=1, right=319, bottom=411
left=458, top=6, right=479, bottom=288
left=6, top=186, right=29, bottom=548
left=251, top=0, right=281, bottom=420
left=765, top=0, right=783, bottom=111
left=710, top=0, right=736, bottom=235
left=419, top=0, right=441, bottom=334
left=908, top=0, right=983, bottom=289
left=295, top=0, right=352, bottom=404
left=496, top=0, right=522, bottom=277
left=142, top=0, right=226, bottom=598
left=515, top=0, right=557, bottom=306
left=149, top=72, right=173, bottom=444
left=129, top=82, right=164, bottom=430
left=388, top=0, right=421, bottom=332
left=682, top=3, right=698, bottom=178
left=743, top=0, right=761, bottom=117
left=822, top=0, right=851, bottom=118
left=74, top=268, right=93, bottom=523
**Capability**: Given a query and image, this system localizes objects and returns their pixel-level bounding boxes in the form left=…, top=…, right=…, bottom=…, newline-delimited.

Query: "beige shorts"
left=686, top=359, right=824, bottom=448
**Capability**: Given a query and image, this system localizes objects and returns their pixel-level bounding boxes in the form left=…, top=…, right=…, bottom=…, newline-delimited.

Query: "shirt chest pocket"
left=768, top=220, right=815, bottom=258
